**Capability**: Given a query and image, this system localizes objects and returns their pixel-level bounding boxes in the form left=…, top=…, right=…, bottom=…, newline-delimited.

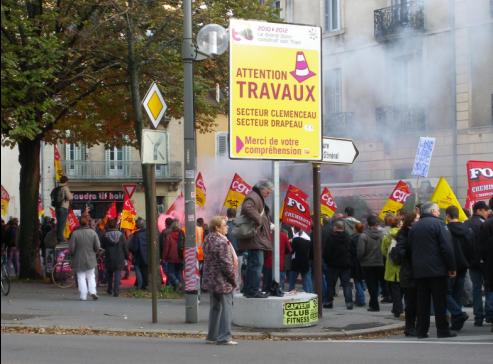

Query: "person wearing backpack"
left=52, top=175, right=73, bottom=243
left=381, top=216, right=403, bottom=318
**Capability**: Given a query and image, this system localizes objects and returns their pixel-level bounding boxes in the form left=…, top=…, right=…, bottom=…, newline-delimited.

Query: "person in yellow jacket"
left=381, top=216, right=403, bottom=318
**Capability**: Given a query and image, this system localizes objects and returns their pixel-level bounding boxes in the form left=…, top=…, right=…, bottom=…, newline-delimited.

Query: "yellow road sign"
left=229, top=19, right=322, bottom=160
left=142, top=82, right=167, bottom=128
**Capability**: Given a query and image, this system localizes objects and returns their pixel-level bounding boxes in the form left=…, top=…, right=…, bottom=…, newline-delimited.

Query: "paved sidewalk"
left=1, top=281, right=405, bottom=340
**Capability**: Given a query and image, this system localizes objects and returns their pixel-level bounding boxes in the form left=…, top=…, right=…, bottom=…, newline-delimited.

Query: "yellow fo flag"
left=1, top=185, right=10, bottom=217
left=120, top=194, right=137, bottom=230
left=54, top=145, right=63, bottom=182
left=431, top=177, right=468, bottom=222
left=195, top=172, right=206, bottom=208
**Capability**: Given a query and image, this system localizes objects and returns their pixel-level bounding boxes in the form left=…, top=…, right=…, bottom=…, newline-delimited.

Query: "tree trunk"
left=17, top=137, right=42, bottom=279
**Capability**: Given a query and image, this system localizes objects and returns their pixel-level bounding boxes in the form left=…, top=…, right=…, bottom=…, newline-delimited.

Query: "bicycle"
left=1, top=252, right=11, bottom=296
left=51, top=246, right=75, bottom=288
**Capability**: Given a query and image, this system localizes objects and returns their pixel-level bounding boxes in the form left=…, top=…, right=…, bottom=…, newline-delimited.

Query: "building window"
left=65, top=144, right=86, bottom=176
left=325, top=0, right=341, bottom=32
left=105, top=146, right=128, bottom=176
left=326, top=68, right=342, bottom=113
left=215, top=132, right=228, bottom=158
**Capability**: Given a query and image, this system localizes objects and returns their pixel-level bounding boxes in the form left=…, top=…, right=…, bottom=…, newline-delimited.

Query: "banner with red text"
left=195, top=172, right=206, bottom=208
left=281, top=185, right=312, bottom=231
left=466, top=160, right=493, bottom=203
left=54, top=145, right=63, bottom=182
left=223, top=173, right=252, bottom=209
left=320, top=187, right=337, bottom=218
left=378, top=180, right=412, bottom=220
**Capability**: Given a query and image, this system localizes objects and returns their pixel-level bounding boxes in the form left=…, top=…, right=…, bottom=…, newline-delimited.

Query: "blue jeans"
left=55, top=207, right=68, bottom=242
left=354, top=279, right=366, bottom=306
left=486, top=291, right=493, bottom=321
left=288, top=268, right=313, bottom=293
left=470, top=268, right=485, bottom=323
left=327, top=267, right=353, bottom=304
left=322, top=263, right=330, bottom=304
left=447, top=271, right=466, bottom=317
left=244, top=250, right=264, bottom=296
left=166, top=262, right=183, bottom=289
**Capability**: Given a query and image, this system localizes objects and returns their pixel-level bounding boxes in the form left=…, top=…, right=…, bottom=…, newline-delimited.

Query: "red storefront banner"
left=281, top=185, right=312, bottom=232
left=223, top=173, right=252, bottom=209
left=320, top=187, right=337, bottom=218
left=466, top=160, right=493, bottom=203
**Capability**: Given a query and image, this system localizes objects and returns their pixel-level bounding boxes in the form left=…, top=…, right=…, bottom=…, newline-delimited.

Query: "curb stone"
left=1, top=323, right=404, bottom=341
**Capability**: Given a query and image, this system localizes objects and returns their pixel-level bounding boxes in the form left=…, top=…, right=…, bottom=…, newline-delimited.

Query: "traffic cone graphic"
left=290, top=51, right=316, bottom=83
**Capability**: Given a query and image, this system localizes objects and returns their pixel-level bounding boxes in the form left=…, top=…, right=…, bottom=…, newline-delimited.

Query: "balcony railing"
left=62, top=161, right=182, bottom=181
left=375, top=105, right=425, bottom=131
left=374, top=1, right=425, bottom=42
left=323, top=112, right=355, bottom=138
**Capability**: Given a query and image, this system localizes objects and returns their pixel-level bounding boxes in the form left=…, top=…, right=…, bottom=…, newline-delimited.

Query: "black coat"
left=350, top=233, right=363, bottom=280
left=408, top=214, right=456, bottom=279
left=394, top=227, right=414, bottom=288
left=291, top=233, right=312, bottom=274
left=101, top=229, right=128, bottom=271
left=323, top=231, right=352, bottom=269
left=447, top=222, right=474, bottom=273
left=480, top=218, right=493, bottom=291
left=465, top=214, right=486, bottom=269
left=130, top=229, right=148, bottom=266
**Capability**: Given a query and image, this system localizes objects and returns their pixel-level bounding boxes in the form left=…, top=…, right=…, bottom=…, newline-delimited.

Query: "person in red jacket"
left=262, top=228, right=292, bottom=292
left=163, top=219, right=185, bottom=291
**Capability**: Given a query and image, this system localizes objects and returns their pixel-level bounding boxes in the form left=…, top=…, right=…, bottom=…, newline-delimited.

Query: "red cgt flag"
left=320, top=187, right=337, bottom=218
left=106, top=201, right=117, bottom=220
left=281, top=185, right=312, bottom=232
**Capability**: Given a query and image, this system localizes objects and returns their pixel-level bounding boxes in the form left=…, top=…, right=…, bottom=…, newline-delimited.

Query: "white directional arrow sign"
left=322, top=137, right=359, bottom=164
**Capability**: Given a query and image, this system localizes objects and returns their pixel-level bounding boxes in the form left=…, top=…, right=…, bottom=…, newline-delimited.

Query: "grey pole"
left=182, top=0, right=198, bottom=323
left=312, top=163, right=323, bottom=317
left=273, top=161, right=280, bottom=284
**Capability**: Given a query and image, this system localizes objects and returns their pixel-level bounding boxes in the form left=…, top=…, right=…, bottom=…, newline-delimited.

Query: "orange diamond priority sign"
left=142, top=82, right=167, bottom=128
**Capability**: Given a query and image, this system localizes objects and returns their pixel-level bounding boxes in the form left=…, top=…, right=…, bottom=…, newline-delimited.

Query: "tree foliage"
left=0, top=0, right=280, bottom=278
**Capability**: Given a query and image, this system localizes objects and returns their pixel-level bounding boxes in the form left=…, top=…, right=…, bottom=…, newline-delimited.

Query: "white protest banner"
left=411, top=137, right=436, bottom=177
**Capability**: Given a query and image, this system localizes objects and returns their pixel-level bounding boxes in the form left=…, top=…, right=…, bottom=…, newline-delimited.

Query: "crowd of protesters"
left=1, top=177, right=492, bottom=339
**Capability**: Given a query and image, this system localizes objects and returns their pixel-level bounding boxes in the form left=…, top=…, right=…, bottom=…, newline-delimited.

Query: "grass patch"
left=125, top=286, right=184, bottom=299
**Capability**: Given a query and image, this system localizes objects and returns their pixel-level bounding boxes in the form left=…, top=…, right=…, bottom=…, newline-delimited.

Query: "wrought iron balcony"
left=323, top=112, right=354, bottom=138
left=375, top=105, right=425, bottom=131
left=374, top=1, right=425, bottom=42
left=61, top=160, right=182, bottom=182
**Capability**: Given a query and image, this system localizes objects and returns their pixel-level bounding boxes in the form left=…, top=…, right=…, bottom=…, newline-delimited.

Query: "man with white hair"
left=408, top=202, right=457, bottom=338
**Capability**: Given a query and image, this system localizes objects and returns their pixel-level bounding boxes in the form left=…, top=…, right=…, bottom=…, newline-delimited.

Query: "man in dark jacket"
left=323, top=220, right=354, bottom=309
left=101, top=219, right=128, bottom=297
left=479, top=198, right=493, bottom=330
left=445, top=206, right=473, bottom=330
left=465, top=200, right=490, bottom=326
left=357, top=215, right=384, bottom=311
left=238, top=180, right=273, bottom=298
left=130, top=218, right=148, bottom=290
left=409, top=202, right=456, bottom=338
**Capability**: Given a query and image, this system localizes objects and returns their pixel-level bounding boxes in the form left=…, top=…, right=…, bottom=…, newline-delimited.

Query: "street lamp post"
left=182, top=0, right=228, bottom=323
left=182, top=0, right=198, bottom=324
